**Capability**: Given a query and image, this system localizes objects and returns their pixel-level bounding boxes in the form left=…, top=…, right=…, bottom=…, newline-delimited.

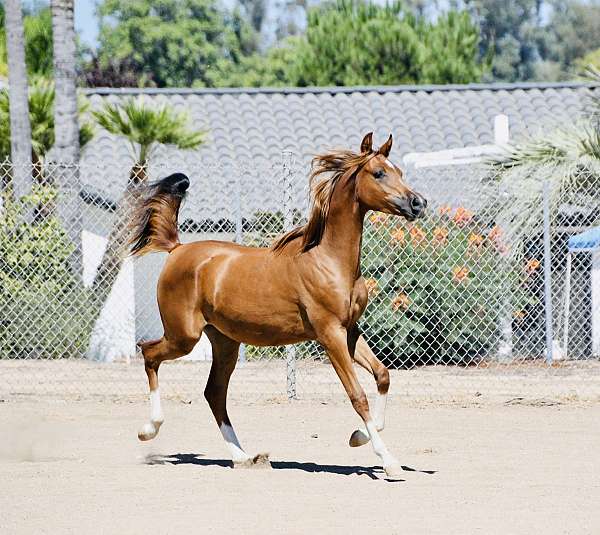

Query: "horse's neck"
left=318, top=177, right=365, bottom=279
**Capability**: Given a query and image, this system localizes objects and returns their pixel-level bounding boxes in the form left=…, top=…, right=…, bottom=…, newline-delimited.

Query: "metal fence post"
left=543, top=180, right=554, bottom=364
left=234, top=169, right=246, bottom=365
left=282, top=152, right=297, bottom=399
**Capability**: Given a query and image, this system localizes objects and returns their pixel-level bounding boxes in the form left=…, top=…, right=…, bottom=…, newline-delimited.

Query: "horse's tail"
left=128, top=173, right=190, bottom=257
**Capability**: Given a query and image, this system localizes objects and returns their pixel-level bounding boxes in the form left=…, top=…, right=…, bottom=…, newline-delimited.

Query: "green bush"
left=238, top=206, right=535, bottom=366
left=360, top=207, right=533, bottom=367
left=0, top=187, right=95, bottom=358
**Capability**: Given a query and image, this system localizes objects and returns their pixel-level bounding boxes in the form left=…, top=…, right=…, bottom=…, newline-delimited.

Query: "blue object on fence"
left=567, top=227, right=600, bottom=251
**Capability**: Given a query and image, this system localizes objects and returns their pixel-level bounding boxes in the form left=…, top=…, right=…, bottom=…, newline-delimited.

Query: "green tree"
left=542, top=0, right=600, bottom=79
left=464, top=0, right=600, bottom=81
left=0, top=79, right=94, bottom=163
left=575, top=48, right=600, bottom=75
left=95, top=0, right=259, bottom=87
left=211, top=37, right=300, bottom=87
left=0, top=3, right=7, bottom=77
left=0, top=4, right=53, bottom=78
left=464, top=0, right=546, bottom=82
left=269, top=0, right=486, bottom=87
left=24, top=6, right=53, bottom=76
left=90, top=98, right=205, bottom=322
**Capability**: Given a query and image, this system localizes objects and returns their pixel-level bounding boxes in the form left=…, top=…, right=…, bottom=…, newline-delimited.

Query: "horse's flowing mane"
left=271, top=149, right=374, bottom=254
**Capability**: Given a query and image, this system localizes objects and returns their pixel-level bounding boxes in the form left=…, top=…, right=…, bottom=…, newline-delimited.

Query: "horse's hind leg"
left=137, top=311, right=205, bottom=441
left=349, top=333, right=390, bottom=447
left=204, top=326, right=269, bottom=467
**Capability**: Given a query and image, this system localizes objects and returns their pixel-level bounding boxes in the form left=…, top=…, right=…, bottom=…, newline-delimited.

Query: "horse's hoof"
left=349, top=429, right=370, bottom=447
left=384, top=463, right=404, bottom=478
left=233, top=453, right=271, bottom=469
left=138, top=421, right=161, bottom=441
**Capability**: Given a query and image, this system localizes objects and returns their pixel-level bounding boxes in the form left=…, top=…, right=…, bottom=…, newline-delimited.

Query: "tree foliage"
left=0, top=4, right=53, bottom=78
left=95, top=0, right=259, bottom=87
left=92, top=97, right=206, bottom=163
left=0, top=78, right=94, bottom=161
left=0, top=185, right=94, bottom=359
left=464, top=0, right=600, bottom=82
left=284, top=0, right=486, bottom=86
left=227, top=0, right=488, bottom=87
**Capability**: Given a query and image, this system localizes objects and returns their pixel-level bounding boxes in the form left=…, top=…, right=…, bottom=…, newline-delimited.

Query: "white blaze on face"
left=220, top=423, right=251, bottom=463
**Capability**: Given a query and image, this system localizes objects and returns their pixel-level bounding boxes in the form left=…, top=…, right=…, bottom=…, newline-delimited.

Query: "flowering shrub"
left=0, top=187, right=94, bottom=358
left=360, top=206, right=532, bottom=367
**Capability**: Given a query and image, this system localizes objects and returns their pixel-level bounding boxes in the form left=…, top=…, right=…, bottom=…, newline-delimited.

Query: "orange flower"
left=369, top=213, right=388, bottom=226
left=409, top=225, right=426, bottom=246
left=525, top=258, right=541, bottom=274
left=488, top=225, right=508, bottom=254
left=467, top=232, right=485, bottom=251
left=488, top=225, right=503, bottom=242
left=513, top=310, right=526, bottom=320
left=452, top=266, right=470, bottom=283
left=390, top=227, right=406, bottom=245
left=438, top=205, right=452, bottom=217
left=364, top=278, right=379, bottom=298
left=432, top=226, right=448, bottom=246
left=453, top=206, right=474, bottom=226
left=392, top=292, right=410, bottom=312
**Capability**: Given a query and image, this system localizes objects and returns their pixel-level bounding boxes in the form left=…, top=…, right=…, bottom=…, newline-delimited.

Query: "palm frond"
left=580, top=126, right=600, bottom=161
left=92, top=98, right=206, bottom=162
left=0, top=78, right=95, bottom=160
left=485, top=121, right=600, bottom=251
left=487, top=125, right=599, bottom=170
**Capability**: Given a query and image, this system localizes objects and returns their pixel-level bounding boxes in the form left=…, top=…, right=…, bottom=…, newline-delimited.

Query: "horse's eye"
left=373, top=169, right=385, bottom=179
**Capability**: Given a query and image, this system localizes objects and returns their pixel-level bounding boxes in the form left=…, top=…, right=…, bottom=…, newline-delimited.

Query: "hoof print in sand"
left=233, top=453, right=271, bottom=469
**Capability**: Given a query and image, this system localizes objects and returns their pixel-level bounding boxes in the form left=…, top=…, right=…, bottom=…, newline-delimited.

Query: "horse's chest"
left=348, top=279, right=368, bottom=325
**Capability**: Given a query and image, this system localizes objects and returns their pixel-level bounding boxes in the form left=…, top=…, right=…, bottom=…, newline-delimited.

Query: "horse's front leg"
left=348, top=333, right=390, bottom=447
left=320, top=325, right=402, bottom=478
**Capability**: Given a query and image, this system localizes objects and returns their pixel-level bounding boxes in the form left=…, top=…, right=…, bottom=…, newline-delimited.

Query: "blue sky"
left=74, top=0, right=99, bottom=48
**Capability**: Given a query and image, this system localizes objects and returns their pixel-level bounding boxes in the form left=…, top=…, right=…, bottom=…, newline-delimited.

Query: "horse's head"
left=355, top=132, right=427, bottom=221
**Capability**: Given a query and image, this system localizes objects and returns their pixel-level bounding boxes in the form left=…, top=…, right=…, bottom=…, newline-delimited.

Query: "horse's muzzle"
left=391, top=193, right=427, bottom=220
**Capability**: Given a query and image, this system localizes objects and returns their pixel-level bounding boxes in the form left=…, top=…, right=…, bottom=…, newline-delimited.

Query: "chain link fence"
left=1, top=156, right=599, bottom=402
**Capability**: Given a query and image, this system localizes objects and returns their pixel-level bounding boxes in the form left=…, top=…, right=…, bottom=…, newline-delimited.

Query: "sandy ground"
left=3, top=358, right=600, bottom=403
left=1, top=398, right=599, bottom=535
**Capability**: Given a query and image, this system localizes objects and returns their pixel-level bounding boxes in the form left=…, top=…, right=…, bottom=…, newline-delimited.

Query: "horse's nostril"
left=410, top=195, right=425, bottom=212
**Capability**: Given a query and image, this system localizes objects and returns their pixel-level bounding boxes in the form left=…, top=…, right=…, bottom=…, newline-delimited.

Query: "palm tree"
left=0, top=79, right=94, bottom=219
left=51, top=0, right=83, bottom=276
left=91, top=98, right=206, bottom=302
left=0, top=79, right=94, bottom=163
left=487, top=69, right=600, bottom=241
left=4, top=0, right=32, bottom=200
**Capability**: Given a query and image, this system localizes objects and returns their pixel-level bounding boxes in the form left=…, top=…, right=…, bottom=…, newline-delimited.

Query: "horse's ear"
left=378, top=134, right=393, bottom=157
left=360, top=132, right=373, bottom=153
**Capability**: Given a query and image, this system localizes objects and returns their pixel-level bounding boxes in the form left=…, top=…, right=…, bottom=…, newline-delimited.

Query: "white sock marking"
left=374, top=392, right=387, bottom=430
left=350, top=392, right=388, bottom=446
left=366, top=420, right=398, bottom=468
left=150, top=389, right=164, bottom=424
left=138, top=388, right=164, bottom=441
left=220, top=423, right=251, bottom=463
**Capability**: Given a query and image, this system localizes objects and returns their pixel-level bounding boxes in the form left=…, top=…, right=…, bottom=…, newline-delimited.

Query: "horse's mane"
left=271, top=149, right=374, bottom=254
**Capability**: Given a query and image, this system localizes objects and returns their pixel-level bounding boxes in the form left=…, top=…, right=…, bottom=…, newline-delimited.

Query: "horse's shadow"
left=144, top=453, right=436, bottom=482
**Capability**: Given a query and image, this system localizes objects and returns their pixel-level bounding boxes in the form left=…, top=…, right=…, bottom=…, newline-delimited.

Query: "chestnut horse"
left=129, top=133, right=426, bottom=477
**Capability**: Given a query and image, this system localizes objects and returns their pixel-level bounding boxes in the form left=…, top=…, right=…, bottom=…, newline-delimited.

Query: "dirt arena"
left=2, top=385, right=599, bottom=534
